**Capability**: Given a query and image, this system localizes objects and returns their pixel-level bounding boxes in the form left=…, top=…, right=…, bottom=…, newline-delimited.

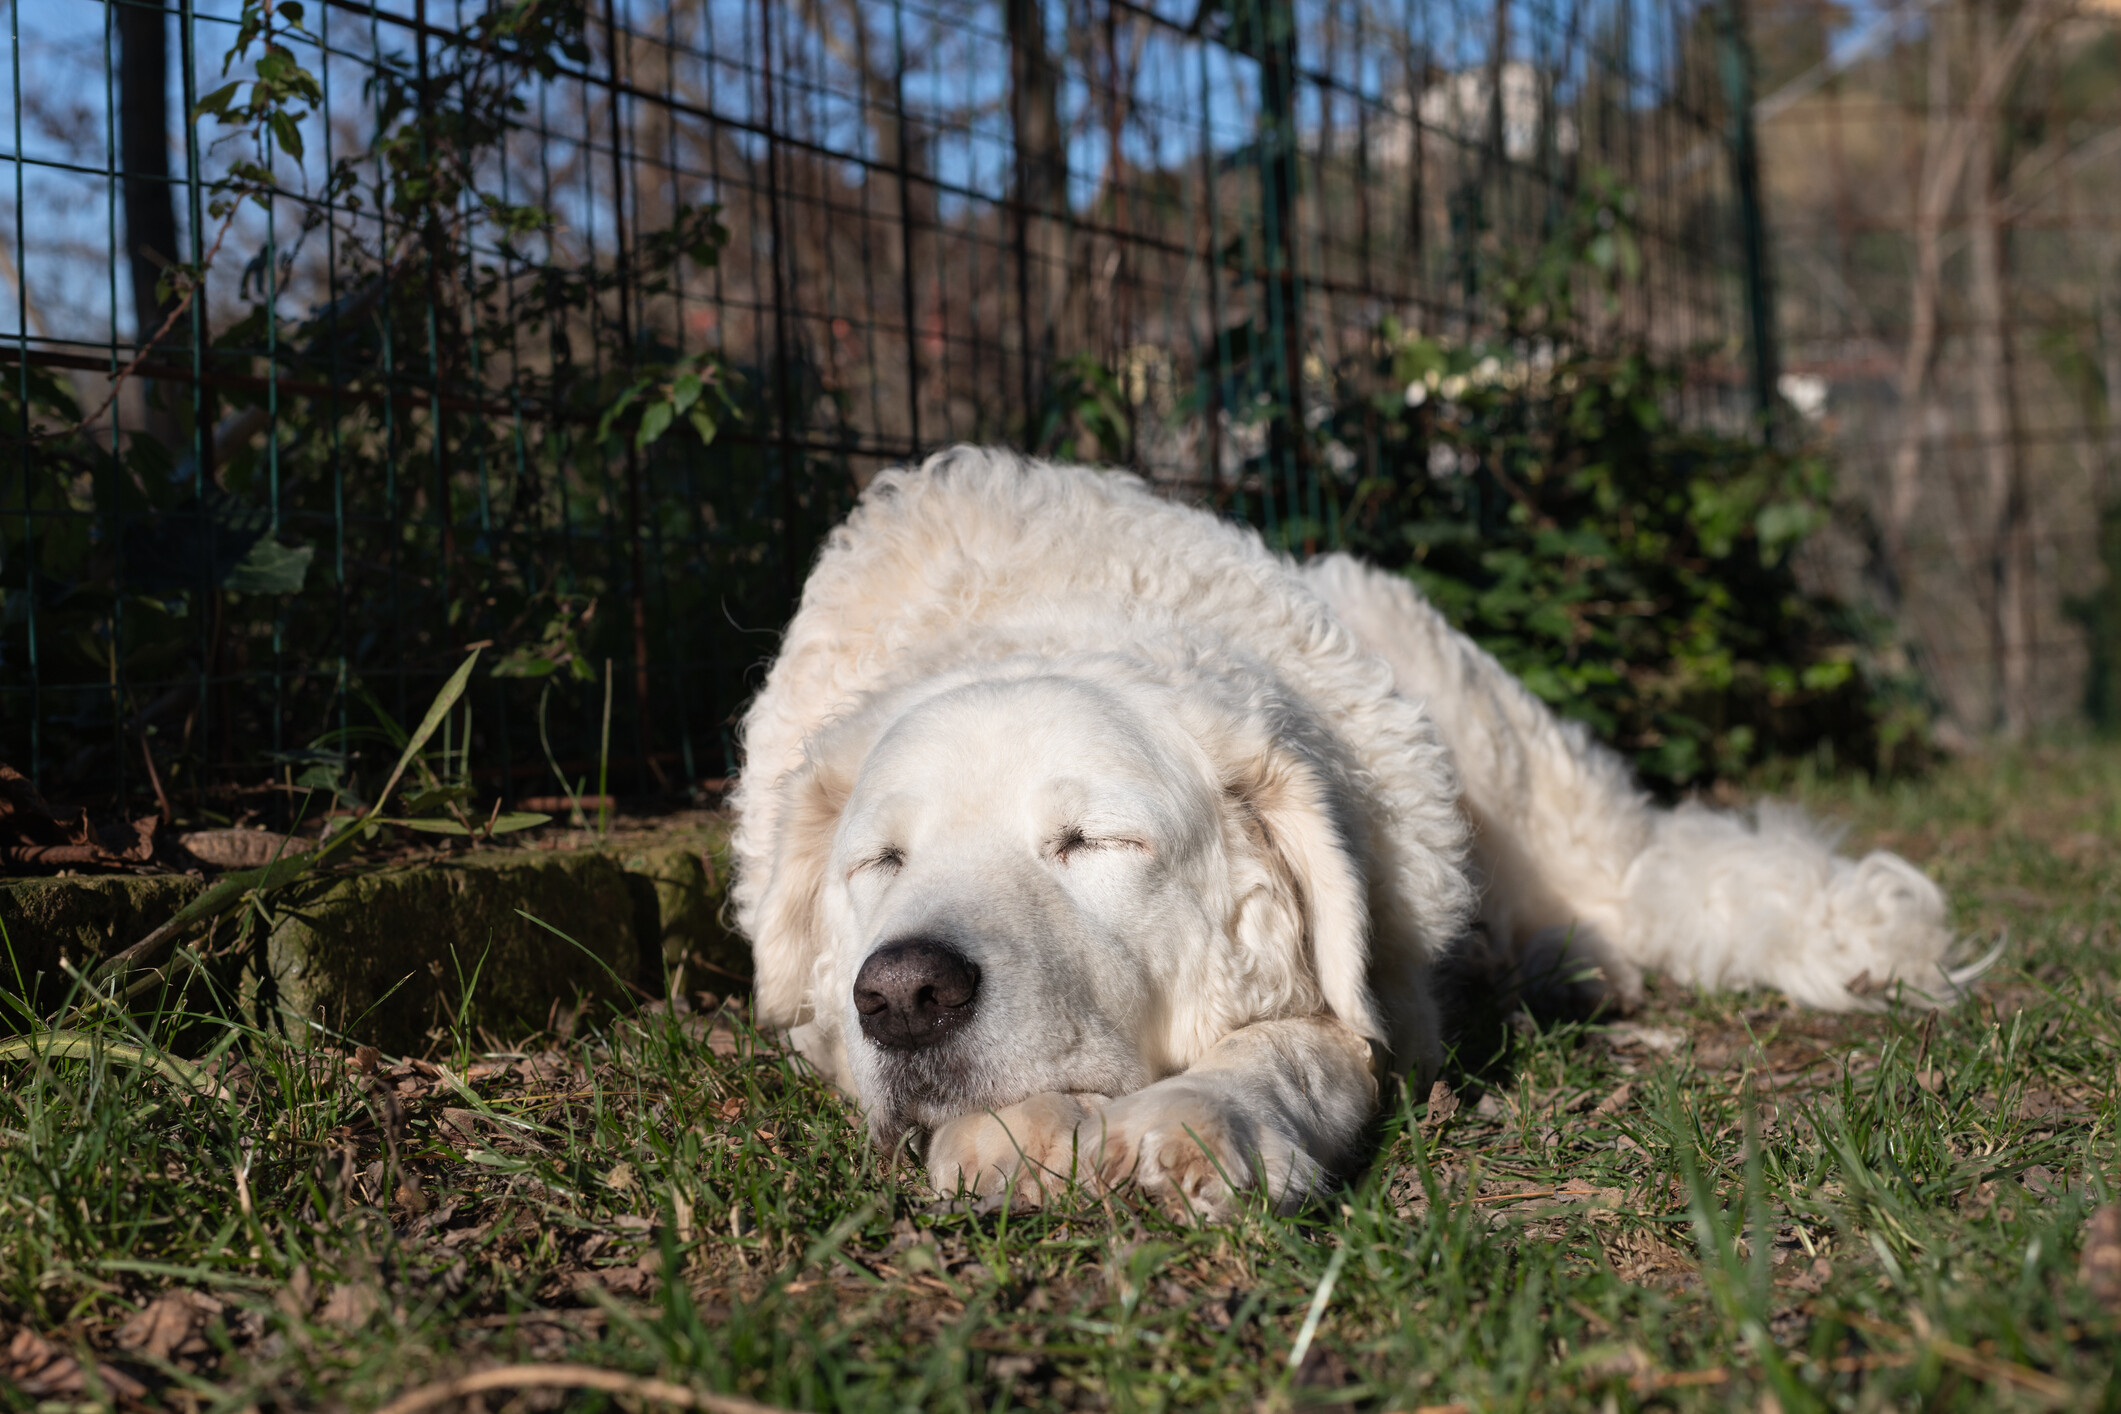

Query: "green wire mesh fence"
left=3, top=0, right=1770, bottom=812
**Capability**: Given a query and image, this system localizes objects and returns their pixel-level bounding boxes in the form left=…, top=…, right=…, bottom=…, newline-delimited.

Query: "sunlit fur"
left=730, top=448, right=1975, bottom=1216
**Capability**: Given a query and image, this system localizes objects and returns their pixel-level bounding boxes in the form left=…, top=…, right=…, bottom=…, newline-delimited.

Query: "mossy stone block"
left=0, top=817, right=740, bottom=1050
left=0, top=874, right=205, bottom=998
left=606, top=821, right=746, bottom=989
left=256, top=848, right=640, bottom=1053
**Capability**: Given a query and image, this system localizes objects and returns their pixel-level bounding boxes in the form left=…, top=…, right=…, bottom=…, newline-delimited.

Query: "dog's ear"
left=1221, top=739, right=1383, bottom=1044
left=748, top=740, right=858, bottom=1029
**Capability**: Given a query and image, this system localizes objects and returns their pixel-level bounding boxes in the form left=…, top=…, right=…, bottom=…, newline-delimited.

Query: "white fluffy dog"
left=731, top=448, right=1976, bottom=1216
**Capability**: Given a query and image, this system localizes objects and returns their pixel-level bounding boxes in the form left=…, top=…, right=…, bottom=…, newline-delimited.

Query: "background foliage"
left=2, top=0, right=851, bottom=809
left=1184, top=178, right=1922, bottom=791
left=2, top=1, right=1916, bottom=808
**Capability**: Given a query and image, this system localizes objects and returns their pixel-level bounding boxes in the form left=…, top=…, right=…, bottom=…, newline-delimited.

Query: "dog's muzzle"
left=853, top=939, right=981, bottom=1051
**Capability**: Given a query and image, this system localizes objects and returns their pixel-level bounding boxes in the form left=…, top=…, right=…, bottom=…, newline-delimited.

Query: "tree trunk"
left=1007, top=0, right=1066, bottom=415
left=119, top=0, right=179, bottom=446
left=1966, top=5, right=2029, bottom=738
left=1884, top=10, right=1954, bottom=571
left=1884, top=0, right=2055, bottom=567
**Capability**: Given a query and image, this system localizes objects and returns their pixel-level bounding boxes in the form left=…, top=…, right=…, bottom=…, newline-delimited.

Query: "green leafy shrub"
left=1, top=0, right=849, bottom=799
left=1233, top=178, right=1926, bottom=791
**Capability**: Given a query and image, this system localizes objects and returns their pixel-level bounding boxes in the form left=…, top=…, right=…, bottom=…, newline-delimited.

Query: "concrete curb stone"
left=0, top=818, right=741, bottom=1052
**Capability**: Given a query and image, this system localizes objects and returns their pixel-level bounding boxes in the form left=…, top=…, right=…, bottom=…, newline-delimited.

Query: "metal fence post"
left=1717, top=0, right=1778, bottom=440
left=1239, top=0, right=1306, bottom=541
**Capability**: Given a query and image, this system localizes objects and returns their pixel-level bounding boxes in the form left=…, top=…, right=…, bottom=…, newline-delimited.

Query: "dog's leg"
left=1307, top=554, right=1970, bottom=1011
left=925, top=1016, right=1376, bottom=1218
left=1074, top=1015, right=1377, bottom=1218
left=926, top=1091, right=1111, bottom=1207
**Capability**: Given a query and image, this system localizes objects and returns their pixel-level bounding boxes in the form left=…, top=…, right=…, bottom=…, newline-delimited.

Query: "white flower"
left=1439, top=373, right=1469, bottom=400
left=1404, top=380, right=1429, bottom=408
left=1777, top=372, right=1829, bottom=422
left=1428, top=443, right=1463, bottom=478
left=1474, top=355, right=1502, bottom=383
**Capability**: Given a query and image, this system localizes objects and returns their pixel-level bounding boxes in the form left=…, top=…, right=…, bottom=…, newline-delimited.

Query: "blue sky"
left=1, top=0, right=1830, bottom=348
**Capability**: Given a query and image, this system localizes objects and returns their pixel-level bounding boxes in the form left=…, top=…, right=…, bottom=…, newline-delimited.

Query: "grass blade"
left=84, top=648, right=484, bottom=999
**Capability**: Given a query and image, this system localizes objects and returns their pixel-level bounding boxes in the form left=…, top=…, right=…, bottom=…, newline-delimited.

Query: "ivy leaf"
left=194, top=81, right=242, bottom=121
left=1800, top=660, right=1855, bottom=692
left=490, top=648, right=560, bottom=678
left=670, top=369, right=703, bottom=415
left=222, top=537, right=313, bottom=595
left=635, top=399, right=674, bottom=449
left=269, top=110, right=304, bottom=160
left=1754, top=501, right=1818, bottom=559
left=294, top=762, right=343, bottom=792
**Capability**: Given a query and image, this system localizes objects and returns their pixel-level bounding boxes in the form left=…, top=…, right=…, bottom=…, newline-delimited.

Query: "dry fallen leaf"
left=276, top=1264, right=316, bottom=1321
left=518, top=1052, right=575, bottom=1087
left=3, top=1327, right=147, bottom=1400
left=113, top=1290, right=222, bottom=1362
left=1782, top=1257, right=1833, bottom=1295
left=0, top=762, right=159, bottom=873
left=1604, top=1023, right=1684, bottom=1053
left=1575, top=1342, right=1655, bottom=1382
left=178, top=827, right=314, bottom=869
left=573, top=1247, right=663, bottom=1298
left=320, top=1282, right=381, bottom=1331
left=396, top=1174, right=431, bottom=1214
left=1422, top=1080, right=1459, bottom=1130
left=439, top=1108, right=483, bottom=1143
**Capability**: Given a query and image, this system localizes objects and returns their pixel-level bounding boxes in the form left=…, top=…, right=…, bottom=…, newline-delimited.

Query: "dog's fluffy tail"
left=1306, top=554, right=1983, bottom=1012
left=1619, top=802, right=1992, bottom=1008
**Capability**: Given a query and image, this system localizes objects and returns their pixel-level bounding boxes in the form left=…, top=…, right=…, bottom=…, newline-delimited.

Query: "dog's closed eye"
left=1050, top=827, right=1151, bottom=863
left=850, top=845, right=905, bottom=877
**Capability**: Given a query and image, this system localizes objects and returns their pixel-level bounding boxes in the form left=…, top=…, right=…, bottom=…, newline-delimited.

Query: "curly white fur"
left=731, top=448, right=1972, bottom=1217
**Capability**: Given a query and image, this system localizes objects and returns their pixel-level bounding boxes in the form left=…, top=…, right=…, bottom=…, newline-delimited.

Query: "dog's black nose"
left=853, top=940, right=980, bottom=1051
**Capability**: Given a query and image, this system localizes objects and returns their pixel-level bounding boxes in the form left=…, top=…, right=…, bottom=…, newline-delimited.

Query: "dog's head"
left=744, top=659, right=1384, bottom=1151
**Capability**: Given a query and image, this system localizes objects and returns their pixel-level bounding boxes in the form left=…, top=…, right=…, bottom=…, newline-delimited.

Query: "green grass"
left=3, top=742, right=2118, bottom=1412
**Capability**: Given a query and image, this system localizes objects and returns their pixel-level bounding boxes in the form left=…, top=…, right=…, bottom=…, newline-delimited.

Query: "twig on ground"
left=1838, top=1312, right=2072, bottom=1401
left=373, top=1364, right=789, bottom=1414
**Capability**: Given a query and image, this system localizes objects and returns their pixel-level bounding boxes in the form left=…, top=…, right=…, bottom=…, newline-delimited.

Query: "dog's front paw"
left=1073, top=1083, right=1321, bottom=1219
left=926, top=1091, right=1110, bottom=1207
